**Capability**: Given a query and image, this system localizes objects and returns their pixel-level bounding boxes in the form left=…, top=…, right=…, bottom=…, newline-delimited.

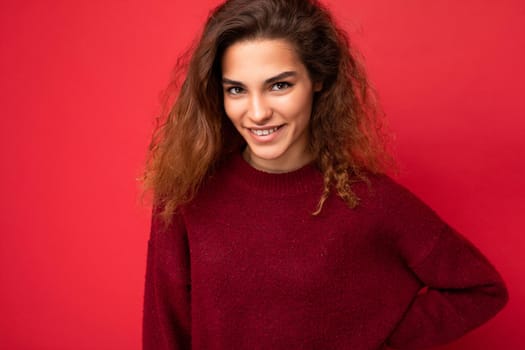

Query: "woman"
left=141, top=0, right=508, bottom=349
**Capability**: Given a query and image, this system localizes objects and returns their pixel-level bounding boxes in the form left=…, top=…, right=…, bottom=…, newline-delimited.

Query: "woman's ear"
left=313, top=81, right=323, bottom=92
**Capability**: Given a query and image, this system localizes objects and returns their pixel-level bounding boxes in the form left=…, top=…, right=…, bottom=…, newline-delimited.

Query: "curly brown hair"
left=141, top=0, right=397, bottom=225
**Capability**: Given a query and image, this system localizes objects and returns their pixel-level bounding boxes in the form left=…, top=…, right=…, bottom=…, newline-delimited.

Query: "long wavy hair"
left=142, top=0, right=397, bottom=225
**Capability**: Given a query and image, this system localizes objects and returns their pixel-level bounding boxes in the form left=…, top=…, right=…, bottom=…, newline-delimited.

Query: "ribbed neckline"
left=225, top=152, right=323, bottom=197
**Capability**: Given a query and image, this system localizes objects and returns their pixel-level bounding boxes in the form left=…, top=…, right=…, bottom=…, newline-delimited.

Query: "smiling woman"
left=142, top=0, right=395, bottom=219
left=140, top=0, right=508, bottom=349
left=221, top=39, right=321, bottom=173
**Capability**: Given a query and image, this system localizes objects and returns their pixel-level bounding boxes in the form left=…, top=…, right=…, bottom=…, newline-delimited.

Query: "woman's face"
left=221, top=39, right=321, bottom=173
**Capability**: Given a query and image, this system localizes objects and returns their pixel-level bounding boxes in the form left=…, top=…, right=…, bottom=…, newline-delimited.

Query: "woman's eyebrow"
left=265, top=71, right=297, bottom=84
left=221, top=71, right=298, bottom=86
left=221, top=77, right=245, bottom=86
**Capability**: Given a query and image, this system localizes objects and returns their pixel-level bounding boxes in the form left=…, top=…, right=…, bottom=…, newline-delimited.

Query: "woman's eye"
left=227, top=86, right=244, bottom=95
left=271, top=82, right=291, bottom=91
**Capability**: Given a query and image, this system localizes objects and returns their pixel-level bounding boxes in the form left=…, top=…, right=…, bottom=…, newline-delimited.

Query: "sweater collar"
left=225, top=152, right=323, bottom=197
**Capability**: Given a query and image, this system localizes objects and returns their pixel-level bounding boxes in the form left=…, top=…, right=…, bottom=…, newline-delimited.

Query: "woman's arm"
left=379, top=178, right=509, bottom=349
left=142, top=205, right=191, bottom=350
left=386, top=224, right=509, bottom=349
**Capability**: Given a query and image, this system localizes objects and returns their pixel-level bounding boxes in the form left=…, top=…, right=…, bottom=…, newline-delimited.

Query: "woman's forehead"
left=221, top=39, right=306, bottom=82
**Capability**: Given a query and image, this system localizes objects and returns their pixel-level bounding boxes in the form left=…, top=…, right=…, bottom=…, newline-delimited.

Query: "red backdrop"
left=1, top=0, right=523, bottom=349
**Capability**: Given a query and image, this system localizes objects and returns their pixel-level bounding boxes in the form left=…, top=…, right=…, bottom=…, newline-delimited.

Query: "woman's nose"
left=248, top=94, right=272, bottom=124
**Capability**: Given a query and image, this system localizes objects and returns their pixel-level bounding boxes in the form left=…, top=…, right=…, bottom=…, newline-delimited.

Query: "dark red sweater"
left=142, top=153, right=508, bottom=349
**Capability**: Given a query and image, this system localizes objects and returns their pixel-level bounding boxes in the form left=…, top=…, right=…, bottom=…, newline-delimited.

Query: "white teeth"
left=251, top=126, right=280, bottom=136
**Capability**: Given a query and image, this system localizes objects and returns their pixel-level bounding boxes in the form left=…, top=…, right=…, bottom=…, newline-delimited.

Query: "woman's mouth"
left=248, top=125, right=282, bottom=136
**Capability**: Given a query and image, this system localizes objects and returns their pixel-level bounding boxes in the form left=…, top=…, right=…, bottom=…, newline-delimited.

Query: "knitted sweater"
left=142, top=153, right=508, bottom=349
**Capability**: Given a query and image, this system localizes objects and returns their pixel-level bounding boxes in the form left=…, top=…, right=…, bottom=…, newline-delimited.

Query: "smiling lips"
left=248, top=125, right=282, bottom=136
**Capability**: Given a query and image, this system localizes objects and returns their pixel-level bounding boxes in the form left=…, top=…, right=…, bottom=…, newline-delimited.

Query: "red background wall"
left=1, top=0, right=523, bottom=349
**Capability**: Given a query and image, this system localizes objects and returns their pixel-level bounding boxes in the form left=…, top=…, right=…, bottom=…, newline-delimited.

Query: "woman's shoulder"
left=351, top=171, right=436, bottom=215
left=351, top=171, right=406, bottom=199
left=354, top=172, right=454, bottom=265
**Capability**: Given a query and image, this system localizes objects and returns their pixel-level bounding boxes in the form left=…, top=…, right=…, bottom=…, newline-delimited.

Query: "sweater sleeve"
left=380, top=178, right=509, bottom=349
left=142, top=205, right=191, bottom=349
